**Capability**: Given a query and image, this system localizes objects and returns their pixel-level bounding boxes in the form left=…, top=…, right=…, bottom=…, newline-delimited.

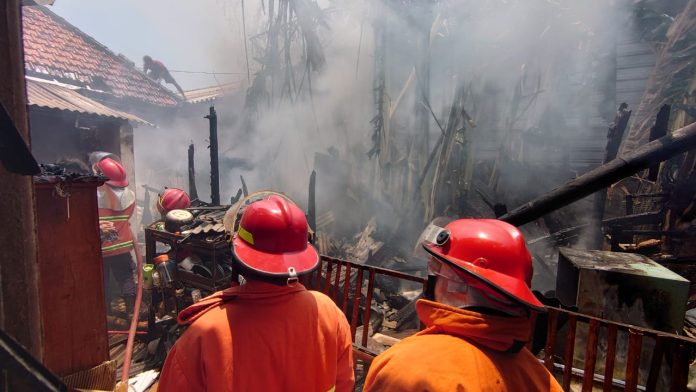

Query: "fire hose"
left=115, top=230, right=144, bottom=392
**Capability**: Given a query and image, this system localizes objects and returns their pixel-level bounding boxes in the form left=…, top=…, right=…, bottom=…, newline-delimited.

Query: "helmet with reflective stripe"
left=95, top=157, right=128, bottom=188
left=422, top=219, right=543, bottom=311
left=232, top=194, right=318, bottom=283
left=157, top=188, right=191, bottom=215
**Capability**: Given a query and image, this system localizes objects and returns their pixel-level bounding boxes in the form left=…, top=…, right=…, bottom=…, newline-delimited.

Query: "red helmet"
left=95, top=157, right=128, bottom=187
left=157, top=188, right=191, bottom=215
left=422, top=219, right=543, bottom=311
left=232, top=195, right=318, bottom=282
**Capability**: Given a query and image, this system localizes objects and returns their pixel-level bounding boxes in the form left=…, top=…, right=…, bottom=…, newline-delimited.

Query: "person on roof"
left=158, top=194, right=354, bottom=392
left=363, top=219, right=563, bottom=392
left=142, top=55, right=186, bottom=98
left=90, top=152, right=137, bottom=317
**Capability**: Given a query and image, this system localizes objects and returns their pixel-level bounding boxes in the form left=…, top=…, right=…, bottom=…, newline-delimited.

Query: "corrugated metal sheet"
left=26, top=79, right=152, bottom=125
left=184, top=82, right=240, bottom=104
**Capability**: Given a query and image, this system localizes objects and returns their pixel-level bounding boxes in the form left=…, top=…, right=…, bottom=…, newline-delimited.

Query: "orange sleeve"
left=158, top=340, right=204, bottom=391
left=362, top=353, right=388, bottom=392
left=334, top=308, right=355, bottom=392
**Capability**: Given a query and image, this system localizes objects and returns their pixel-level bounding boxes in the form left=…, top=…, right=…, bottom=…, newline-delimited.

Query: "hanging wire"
left=242, top=0, right=252, bottom=84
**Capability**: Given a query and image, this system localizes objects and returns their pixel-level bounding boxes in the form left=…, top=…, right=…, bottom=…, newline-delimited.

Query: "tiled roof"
left=184, top=82, right=242, bottom=104
left=22, top=5, right=180, bottom=107
left=26, top=78, right=152, bottom=125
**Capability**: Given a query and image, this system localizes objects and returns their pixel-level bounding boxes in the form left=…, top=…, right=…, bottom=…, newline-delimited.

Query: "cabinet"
left=34, top=177, right=108, bottom=376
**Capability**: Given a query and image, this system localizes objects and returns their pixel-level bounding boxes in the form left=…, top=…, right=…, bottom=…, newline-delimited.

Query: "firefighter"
left=91, top=152, right=137, bottom=316
left=142, top=55, right=186, bottom=98
left=158, top=194, right=354, bottom=392
left=156, top=187, right=191, bottom=217
left=364, top=219, right=563, bottom=391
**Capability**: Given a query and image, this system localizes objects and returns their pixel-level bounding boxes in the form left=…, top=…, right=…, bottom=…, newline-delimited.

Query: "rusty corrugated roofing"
left=184, top=82, right=241, bottom=104
left=22, top=5, right=180, bottom=107
left=26, top=79, right=152, bottom=125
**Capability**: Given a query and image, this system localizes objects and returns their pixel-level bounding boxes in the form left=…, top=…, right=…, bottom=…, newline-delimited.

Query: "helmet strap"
left=286, top=267, right=298, bottom=286
left=425, top=274, right=437, bottom=300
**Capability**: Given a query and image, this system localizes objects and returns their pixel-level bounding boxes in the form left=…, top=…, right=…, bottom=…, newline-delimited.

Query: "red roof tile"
left=22, top=6, right=180, bottom=107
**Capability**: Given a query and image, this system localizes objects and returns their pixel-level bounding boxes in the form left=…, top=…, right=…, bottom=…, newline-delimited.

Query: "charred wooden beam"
left=240, top=175, right=248, bottom=197
left=307, top=170, right=317, bottom=234
left=606, top=104, right=632, bottom=166
left=603, top=208, right=662, bottom=229
left=205, top=106, right=219, bottom=205
left=499, top=120, right=696, bottom=226
left=230, top=189, right=243, bottom=204
left=430, top=83, right=467, bottom=218
left=187, top=143, right=198, bottom=200
left=647, top=105, right=671, bottom=181
left=587, top=103, right=632, bottom=247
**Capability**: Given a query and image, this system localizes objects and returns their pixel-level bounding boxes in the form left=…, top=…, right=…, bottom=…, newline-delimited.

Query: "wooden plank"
left=544, top=308, right=558, bottom=371
left=361, top=269, right=376, bottom=348
left=670, top=341, right=689, bottom=392
left=332, top=260, right=342, bottom=303
left=562, top=314, right=577, bottom=391
left=603, top=324, right=618, bottom=392
left=616, top=53, right=657, bottom=68
left=350, top=269, right=364, bottom=342
left=645, top=335, right=665, bottom=391
left=323, top=261, right=333, bottom=296
left=624, top=329, right=643, bottom=392
left=0, top=0, right=43, bottom=366
left=341, top=263, right=352, bottom=314
left=35, top=181, right=109, bottom=376
left=581, top=319, right=600, bottom=392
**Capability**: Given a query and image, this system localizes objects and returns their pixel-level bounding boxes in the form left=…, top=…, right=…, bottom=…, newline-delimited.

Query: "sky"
left=50, top=0, right=248, bottom=90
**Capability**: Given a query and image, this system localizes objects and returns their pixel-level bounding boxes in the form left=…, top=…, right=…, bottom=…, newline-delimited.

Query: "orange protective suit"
left=158, top=280, right=354, bottom=392
left=364, top=299, right=563, bottom=392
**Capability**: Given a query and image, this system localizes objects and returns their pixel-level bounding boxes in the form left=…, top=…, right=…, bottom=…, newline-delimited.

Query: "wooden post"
left=205, top=106, right=219, bottom=205
left=647, top=104, right=671, bottom=181
left=429, top=83, right=466, bottom=220
left=587, top=103, right=631, bottom=248
left=0, top=0, right=43, bottom=362
left=187, top=143, right=198, bottom=200
left=307, top=170, right=316, bottom=234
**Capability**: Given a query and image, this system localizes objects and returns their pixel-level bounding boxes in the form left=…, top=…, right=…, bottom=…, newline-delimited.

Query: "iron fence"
left=306, top=255, right=696, bottom=391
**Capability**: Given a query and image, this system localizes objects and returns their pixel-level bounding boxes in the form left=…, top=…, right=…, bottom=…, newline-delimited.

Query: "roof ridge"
left=24, top=5, right=182, bottom=104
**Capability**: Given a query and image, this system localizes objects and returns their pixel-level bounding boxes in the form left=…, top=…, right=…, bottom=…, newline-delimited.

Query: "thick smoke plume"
left=133, top=0, right=632, bottom=277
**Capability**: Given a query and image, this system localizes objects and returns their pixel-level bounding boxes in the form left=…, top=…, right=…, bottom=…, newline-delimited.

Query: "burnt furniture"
left=144, top=226, right=234, bottom=292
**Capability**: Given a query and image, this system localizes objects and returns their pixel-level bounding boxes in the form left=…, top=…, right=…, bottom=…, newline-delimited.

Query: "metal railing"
left=307, top=256, right=696, bottom=391
left=538, top=307, right=695, bottom=392
left=300, top=255, right=428, bottom=348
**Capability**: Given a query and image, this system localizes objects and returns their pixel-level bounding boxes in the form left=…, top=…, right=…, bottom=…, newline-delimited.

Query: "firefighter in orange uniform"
left=364, top=219, right=563, bottom=392
left=91, top=152, right=137, bottom=314
left=158, top=195, right=354, bottom=392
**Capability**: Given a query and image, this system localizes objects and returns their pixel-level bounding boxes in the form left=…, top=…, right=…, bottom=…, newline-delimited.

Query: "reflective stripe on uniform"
left=100, top=215, right=130, bottom=222
left=102, top=240, right=134, bottom=252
